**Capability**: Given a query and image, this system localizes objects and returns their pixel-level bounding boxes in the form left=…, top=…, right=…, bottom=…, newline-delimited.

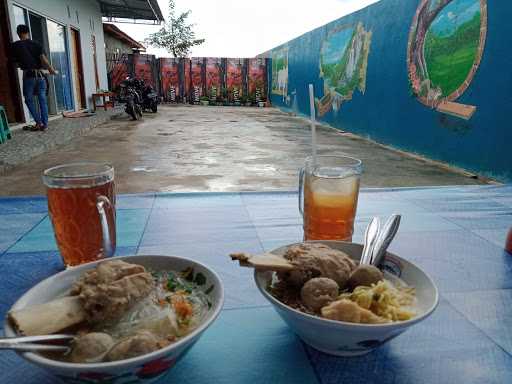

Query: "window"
left=12, top=5, right=29, bottom=40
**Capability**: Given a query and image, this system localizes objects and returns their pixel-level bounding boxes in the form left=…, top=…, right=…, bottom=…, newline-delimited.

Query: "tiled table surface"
left=0, top=185, right=511, bottom=383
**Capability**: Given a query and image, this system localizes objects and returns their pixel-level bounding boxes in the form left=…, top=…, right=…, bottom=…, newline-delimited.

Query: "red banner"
left=190, top=58, right=204, bottom=103
left=226, top=58, right=243, bottom=102
left=248, top=58, right=265, bottom=102
left=160, top=58, right=180, bottom=102
left=133, top=54, right=155, bottom=88
left=206, top=58, right=222, bottom=100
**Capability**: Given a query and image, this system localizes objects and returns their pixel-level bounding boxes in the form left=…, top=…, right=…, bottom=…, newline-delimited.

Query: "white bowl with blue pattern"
left=255, top=241, right=438, bottom=356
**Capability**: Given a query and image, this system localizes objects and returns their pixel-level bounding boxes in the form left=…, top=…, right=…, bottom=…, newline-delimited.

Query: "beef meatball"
left=300, top=277, right=339, bottom=312
left=105, top=331, right=160, bottom=362
left=69, top=332, right=114, bottom=363
left=347, top=265, right=384, bottom=289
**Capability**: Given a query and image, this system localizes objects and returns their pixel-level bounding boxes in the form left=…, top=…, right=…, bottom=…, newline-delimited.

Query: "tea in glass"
left=299, top=156, right=362, bottom=241
left=43, top=163, right=116, bottom=267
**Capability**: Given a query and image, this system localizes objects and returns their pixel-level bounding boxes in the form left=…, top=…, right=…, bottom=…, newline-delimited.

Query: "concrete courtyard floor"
left=0, top=105, right=487, bottom=196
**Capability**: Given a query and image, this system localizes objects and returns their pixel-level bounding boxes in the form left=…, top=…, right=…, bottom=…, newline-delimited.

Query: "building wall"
left=7, top=0, right=108, bottom=115
left=264, top=0, right=512, bottom=183
left=104, top=33, right=134, bottom=56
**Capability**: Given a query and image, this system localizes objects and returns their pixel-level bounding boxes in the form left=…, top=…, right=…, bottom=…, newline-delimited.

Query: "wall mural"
left=271, top=47, right=288, bottom=102
left=407, top=0, right=487, bottom=120
left=316, top=22, right=372, bottom=117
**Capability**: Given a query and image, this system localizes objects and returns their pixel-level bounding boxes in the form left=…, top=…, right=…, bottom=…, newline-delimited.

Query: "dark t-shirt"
left=10, top=39, right=44, bottom=70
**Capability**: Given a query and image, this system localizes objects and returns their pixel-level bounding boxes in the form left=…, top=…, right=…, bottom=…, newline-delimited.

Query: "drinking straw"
left=308, top=84, right=317, bottom=166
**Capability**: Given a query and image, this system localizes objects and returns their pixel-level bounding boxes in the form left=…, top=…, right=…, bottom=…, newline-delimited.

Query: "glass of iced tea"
left=43, top=163, right=116, bottom=267
left=299, top=155, right=362, bottom=241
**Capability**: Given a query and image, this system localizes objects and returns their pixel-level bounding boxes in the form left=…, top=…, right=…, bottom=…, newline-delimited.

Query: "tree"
left=145, top=0, right=205, bottom=57
left=409, top=0, right=451, bottom=84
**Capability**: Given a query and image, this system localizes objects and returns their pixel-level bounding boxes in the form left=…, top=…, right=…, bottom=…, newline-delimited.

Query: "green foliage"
left=145, top=0, right=205, bottom=57
left=424, top=12, right=481, bottom=96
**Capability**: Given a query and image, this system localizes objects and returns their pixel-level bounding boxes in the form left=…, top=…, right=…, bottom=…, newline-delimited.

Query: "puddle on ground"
left=131, top=166, right=156, bottom=173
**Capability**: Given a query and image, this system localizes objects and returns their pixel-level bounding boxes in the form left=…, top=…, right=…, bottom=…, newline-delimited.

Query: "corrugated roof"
left=103, top=23, right=146, bottom=49
left=99, top=0, right=164, bottom=23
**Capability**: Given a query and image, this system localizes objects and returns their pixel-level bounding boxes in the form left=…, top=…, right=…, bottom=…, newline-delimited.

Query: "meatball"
left=280, top=243, right=356, bottom=288
left=347, top=265, right=384, bottom=289
left=69, top=332, right=114, bottom=363
left=300, top=278, right=339, bottom=312
left=105, top=331, right=160, bottom=362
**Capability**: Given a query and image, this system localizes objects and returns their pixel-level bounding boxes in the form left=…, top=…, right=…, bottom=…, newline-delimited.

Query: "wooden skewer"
left=229, top=253, right=295, bottom=272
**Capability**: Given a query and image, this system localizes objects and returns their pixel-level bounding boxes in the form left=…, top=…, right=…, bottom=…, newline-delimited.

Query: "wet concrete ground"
left=0, top=105, right=486, bottom=196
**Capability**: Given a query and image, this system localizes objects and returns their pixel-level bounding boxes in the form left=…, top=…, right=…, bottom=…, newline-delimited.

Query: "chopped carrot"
left=172, top=296, right=193, bottom=318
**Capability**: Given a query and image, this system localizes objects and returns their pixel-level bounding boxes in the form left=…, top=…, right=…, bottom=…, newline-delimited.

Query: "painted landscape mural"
left=266, top=0, right=511, bottom=181
left=407, top=0, right=487, bottom=119
left=317, top=22, right=372, bottom=116
left=271, top=47, right=288, bottom=101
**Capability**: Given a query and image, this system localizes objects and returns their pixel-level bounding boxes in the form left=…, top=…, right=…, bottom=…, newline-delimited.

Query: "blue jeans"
left=23, top=76, right=48, bottom=127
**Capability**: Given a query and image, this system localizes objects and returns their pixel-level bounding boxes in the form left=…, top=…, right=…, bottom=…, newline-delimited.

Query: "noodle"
left=338, top=280, right=416, bottom=322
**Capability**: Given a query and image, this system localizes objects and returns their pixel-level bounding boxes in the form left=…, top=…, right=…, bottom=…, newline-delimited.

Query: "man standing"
left=10, top=24, right=56, bottom=131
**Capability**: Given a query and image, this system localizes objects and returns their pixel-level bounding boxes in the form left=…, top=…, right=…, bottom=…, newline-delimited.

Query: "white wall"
left=7, top=0, right=108, bottom=115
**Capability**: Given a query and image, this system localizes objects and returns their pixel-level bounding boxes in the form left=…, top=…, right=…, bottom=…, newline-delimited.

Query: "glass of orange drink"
left=299, top=156, right=362, bottom=241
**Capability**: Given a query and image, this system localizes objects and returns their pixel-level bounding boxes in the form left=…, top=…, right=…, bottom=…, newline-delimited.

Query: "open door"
left=70, top=28, right=86, bottom=109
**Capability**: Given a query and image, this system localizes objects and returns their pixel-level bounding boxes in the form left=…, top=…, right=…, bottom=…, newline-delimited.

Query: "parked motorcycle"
left=141, top=83, right=159, bottom=113
left=119, top=77, right=143, bottom=120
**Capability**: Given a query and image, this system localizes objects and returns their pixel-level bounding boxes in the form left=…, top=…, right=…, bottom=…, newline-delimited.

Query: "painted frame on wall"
left=407, top=0, right=487, bottom=119
left=317, top=22, right=372, bottom=117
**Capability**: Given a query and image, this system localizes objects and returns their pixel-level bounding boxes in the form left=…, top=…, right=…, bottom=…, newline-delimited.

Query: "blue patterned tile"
left=0, top=213, right=46, bottom=254
left=116, top=193, right=155, bottom=209
left=116, top=209, right=151, bottom=247
left=8, top=217, right=57, bottom=253
left=154, top=193, right=243, bottom=210
left=0, top=197, right=48, bottom=214
left=168, top=307, right=318, bottom=384
left=305, top=299, right=512, bottom=384
left=472, top=227, right=510, bottom=249
left=0, top=251, right=63, bottom=322
left=445, top=290, right=512, bottom=357
left=440, top=210, right=512, bottom=231
left=388, top=230, right=512, bottom=293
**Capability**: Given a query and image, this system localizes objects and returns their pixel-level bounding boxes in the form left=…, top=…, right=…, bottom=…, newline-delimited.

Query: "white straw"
left=308, top=84, right=317, bottom=166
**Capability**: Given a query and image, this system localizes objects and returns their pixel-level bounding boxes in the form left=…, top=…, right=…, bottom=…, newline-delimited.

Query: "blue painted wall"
left=265, top=0, right=512, bottom=182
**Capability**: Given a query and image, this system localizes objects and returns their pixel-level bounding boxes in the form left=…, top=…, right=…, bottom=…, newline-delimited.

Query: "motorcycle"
left=119, top=77, right=143, bottom=121
left=141, top=83, right=159, bottom=113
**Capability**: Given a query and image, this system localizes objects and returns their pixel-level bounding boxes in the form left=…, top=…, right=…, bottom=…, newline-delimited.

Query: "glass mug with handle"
left=299, top=155, right=363, bottom=241
left=43, top=163, right=116, bottom=267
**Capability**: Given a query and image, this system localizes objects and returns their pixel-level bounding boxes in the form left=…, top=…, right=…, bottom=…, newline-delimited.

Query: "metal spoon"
left=370, top=214, right=401, bottom=267
left=360, top=217, right=380, bottom=265
left=0, top=334, right=74, bottom=352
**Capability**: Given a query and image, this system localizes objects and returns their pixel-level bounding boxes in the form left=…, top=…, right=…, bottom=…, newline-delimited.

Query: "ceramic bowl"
left=255, top=241, right=438, bottom=356
left=4, top=255, right=224, bottom=383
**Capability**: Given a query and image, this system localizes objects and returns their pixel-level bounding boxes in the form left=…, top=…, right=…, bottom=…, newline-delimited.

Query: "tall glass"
left=43, top=163, right=116, bottom=267
left=299, top=156, right=362, bottom=241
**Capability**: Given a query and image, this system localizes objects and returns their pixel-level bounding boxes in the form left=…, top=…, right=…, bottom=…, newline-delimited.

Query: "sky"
left=113, top=0, right=380, bottom=58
